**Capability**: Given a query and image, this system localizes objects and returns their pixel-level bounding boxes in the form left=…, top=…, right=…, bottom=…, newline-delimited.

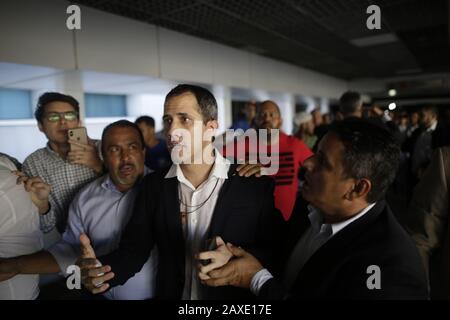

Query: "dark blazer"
left=259, top=199, right=429, bottom=300
left=100, top=165, right=284, bottom=299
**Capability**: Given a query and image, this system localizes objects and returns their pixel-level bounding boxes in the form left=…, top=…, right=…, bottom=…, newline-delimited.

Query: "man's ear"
left=206, top=119, right=219, bottom=131
left=344, top=179, right=371, bottom=201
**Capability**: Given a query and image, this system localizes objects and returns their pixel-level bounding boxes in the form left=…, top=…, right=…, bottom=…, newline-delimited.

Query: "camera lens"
left=70, top=131, right=73, bottom=136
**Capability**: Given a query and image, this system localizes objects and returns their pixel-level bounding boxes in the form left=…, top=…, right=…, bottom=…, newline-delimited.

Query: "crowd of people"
left=1, top=84, right=449, bottom=300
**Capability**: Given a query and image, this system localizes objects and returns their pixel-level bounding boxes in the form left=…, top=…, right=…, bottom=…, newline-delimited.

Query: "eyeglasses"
left=45, top=111, right=79, bottom=122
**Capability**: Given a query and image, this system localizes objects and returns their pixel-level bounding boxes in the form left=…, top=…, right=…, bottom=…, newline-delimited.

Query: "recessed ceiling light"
left=350, top=33, right=398, bottom=47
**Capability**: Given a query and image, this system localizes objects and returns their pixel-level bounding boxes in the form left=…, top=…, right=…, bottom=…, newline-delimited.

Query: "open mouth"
left=119, top=164, right=135, bottom=176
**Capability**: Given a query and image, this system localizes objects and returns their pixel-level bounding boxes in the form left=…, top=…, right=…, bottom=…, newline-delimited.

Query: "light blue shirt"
left=48, top=169, right=157, bottom=300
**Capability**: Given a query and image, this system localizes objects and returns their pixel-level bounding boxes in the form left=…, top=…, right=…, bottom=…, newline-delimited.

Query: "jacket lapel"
left=292, top=201, right=386, bottom=291
left=206, top=164, right=238, bottom=239
left=163, top=177, right=185, bottom=270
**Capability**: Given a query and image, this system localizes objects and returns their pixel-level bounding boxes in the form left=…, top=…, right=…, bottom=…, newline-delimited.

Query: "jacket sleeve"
left=405, top=147, right=449, bottom=277
left=247, top=177, right=286, bottom=276
left=99, top=175, right=156, bottom=287
left=258, top=277, right=289, bottom=300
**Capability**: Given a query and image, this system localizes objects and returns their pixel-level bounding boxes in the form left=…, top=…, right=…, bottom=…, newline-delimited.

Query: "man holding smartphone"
left=22, top=92, right=103, bottom=235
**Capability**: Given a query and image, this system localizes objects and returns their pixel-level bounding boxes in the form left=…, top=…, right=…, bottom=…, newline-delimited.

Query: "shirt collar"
left=165, top=149, right=230, bottom=187
left=308, top=203, right=376, bottom=237
left=45, top=143, right=64, bottom=160
left=427, top=121, right=438, bottom=132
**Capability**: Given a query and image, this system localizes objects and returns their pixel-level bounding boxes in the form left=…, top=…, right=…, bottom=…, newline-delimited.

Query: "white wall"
left=127, top=94, right=166, bottom=132
left=0, top=0, right=349, bottom=99
left=0, top=0, right=75, bottom=69
left=0, top=0, right=360, bottom=162
left=76, top=6, right=160, bottom=76
left=0, top=120, right=48, bottom=162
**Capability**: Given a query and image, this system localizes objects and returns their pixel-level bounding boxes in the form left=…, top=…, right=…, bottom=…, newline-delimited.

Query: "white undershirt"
left=165, top=150, right=230, bottom=300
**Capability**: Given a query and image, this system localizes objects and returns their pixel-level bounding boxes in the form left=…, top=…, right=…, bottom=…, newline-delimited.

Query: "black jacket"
left=259, top=199, right=429, bottom=300
left=100, top=165, right=284, bottom=299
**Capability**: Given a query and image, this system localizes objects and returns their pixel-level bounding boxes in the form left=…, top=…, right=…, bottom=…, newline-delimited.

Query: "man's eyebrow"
left=106, top=143, right=119, bottom=149
left=176, top=112, right=189, bottom=117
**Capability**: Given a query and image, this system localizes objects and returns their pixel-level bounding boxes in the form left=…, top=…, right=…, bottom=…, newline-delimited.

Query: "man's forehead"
left=260, top=102, right=280, bottom=115
left=319, top=133, right=343, bottom=159
left=105, top=127, right=140, bottom=143
left=164, top=94, right=201, bottom=116
left=45, top=101, right=75, bottom=112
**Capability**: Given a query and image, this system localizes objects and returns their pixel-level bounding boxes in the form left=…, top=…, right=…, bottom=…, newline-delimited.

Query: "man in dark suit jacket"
left=77, top=84, right=283, bottom=299
left=201, top=118, right=428, bottom=299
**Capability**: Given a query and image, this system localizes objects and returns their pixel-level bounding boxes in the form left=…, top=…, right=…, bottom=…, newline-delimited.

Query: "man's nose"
left=121, top=149, right=131, bottom=160
left=166, top=121, right=180, bottom=136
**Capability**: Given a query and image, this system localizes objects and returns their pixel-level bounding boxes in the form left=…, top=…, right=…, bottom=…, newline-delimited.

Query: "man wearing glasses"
left=22, top=92, right=103, bottom=236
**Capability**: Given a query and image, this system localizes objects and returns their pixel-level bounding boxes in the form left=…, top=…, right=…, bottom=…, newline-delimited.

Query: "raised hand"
left=68, top=139, right=103, bottom=174
left=14, top=171, right=50, bottom=214
left=77, top=234, right=114, bottom=294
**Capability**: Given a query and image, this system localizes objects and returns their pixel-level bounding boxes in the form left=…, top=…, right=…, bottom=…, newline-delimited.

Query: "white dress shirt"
left=250, top=203, right=376, bottom=295
left=0, top=156, right=44, bottom=300
left=165, top=150, right=230, bottom=300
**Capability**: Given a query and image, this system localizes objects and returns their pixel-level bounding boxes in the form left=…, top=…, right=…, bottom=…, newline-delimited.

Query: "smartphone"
left=68, top=127, right=88, bottom=151
left=200, top=237, right=218, bottom=266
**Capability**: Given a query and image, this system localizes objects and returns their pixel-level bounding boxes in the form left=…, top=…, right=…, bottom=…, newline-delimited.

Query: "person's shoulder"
left=24, top=147, right=47, bottom=162
left=283, top=133, right=308, bottom=147
left=70, top=175, right=105, bottom=206
left=354, top=204, right=419, bottom=257
left=283, top=134, right=312, bottom=154
left=141, top=167, right=171, bottom=185
left=78, top=174, right=104, bottom=194
left=22, top=148, right=49, bottom=171
left=229, top=168, right=275, bottom=191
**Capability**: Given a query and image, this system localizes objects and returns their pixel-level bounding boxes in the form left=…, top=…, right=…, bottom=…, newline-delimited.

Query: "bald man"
left=223, top=101, right=313, bottom=220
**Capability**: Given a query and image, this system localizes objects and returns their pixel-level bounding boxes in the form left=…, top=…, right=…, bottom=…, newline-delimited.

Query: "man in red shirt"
left=223, top=101, right=313, bottom=220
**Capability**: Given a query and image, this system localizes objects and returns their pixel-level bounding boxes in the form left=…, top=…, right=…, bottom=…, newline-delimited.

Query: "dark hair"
left=164, top=84, right=217, bottom=123
left=421, top=105, right=438, bottom=116
left=35, top=92, right=80, bottom=123
left=339, top=91, right=362, bottom=116
left=101, top=120, right=145, bottom=156
left=328, top=118, right=400, bottom=203
left=135, top=116, right=155, bottom=128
